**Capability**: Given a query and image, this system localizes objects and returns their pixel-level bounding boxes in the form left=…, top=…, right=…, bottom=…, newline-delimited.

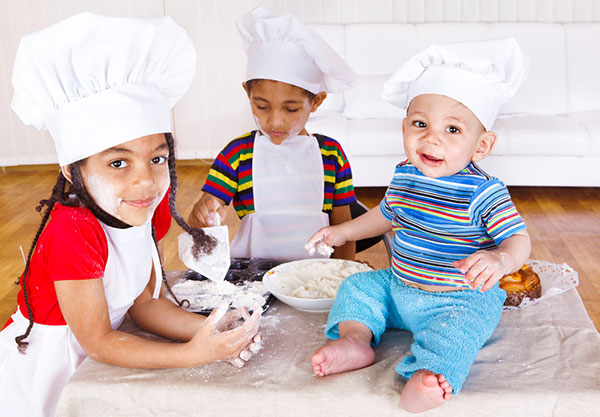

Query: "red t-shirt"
left=4, top=192, right=171, bottom=328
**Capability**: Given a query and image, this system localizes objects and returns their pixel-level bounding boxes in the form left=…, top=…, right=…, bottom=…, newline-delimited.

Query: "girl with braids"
left=0, top=13, right=261, bottom=417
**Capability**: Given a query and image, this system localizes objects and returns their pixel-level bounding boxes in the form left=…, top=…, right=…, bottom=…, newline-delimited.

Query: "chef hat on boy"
left=11, top=12, right=195, bottom=166
left=382, top=38, right=528, bottom=131
left=237, top=6, right=356, bottom=94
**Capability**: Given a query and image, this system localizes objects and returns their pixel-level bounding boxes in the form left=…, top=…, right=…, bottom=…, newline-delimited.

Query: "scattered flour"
left=267, top=260, right=372, bottom=299
left=167, top=278, right=268, bottom=312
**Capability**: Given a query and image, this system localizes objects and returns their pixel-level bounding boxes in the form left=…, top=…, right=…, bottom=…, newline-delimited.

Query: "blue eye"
left=110, top=160, right=128, bottom=169
left=151, top=156, right=167, bottom=165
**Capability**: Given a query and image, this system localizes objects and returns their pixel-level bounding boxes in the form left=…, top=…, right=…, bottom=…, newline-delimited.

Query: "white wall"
left=2, top=0, right=600, bottom=165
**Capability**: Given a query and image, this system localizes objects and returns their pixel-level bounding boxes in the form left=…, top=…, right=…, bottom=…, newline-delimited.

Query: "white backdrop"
left=1, top=0, right=600, bottom=166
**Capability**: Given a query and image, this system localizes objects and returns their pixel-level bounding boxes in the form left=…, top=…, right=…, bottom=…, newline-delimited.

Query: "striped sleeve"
left=201, top=134, right=252, bottom=204
left=380, top=190, right=395, bottom=221
left=318, top=136, right=355, bottom=209
left=471, top=179, right=527, bottom=244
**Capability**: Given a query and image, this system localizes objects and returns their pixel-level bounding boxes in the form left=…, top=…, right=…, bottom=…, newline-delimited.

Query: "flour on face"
left=85, top=173, right=124, bottom=220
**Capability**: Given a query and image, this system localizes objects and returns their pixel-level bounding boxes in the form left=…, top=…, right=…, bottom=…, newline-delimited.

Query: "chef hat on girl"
left=237, top=6, right=356, bottom=94
left=11, top=12, right=196, bottom=166
left=382, top=38, right=528, bottom=131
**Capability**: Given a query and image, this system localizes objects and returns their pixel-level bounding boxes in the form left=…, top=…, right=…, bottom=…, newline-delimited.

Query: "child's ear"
left=242, top=82, right=250, bottom=98
left=402, top=118, right=407, bottom=135
left=472, top=131, right=497, bottom=162
left=310, top=92, right=327, bottom=112
left=61, top=165, right=73, bottom=184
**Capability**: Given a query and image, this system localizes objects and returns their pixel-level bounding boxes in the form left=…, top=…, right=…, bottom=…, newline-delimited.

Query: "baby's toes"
left=437, top=374, right=453, bottom=393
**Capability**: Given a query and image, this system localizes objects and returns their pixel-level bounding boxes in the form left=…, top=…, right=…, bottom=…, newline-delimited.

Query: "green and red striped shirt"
left=202, top=131, right=355, bottom=218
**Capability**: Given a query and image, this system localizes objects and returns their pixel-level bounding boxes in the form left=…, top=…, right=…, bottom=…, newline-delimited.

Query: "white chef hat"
left=237, top=6, right=356, bottom=94
left=382, top=38, right=528, bottom=131
left=11, top=12, right=196, bottom=166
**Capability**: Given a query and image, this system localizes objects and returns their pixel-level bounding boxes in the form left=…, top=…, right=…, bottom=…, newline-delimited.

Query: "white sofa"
left=306, top=23, right=600, bottom=187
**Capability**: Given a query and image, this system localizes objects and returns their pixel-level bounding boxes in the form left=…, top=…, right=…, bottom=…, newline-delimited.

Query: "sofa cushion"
left=568, top=111, right=600, bottom=156
left=345, top=24, right=417, bottom=74
left=306, top=112, right=348, bottom=147
left=346, top=119, right=404, bottom=156
left=343, top=75, right=406, bottom=119
left=565, top=24, right=600, bottom=113
left=492, top=115, right=591, bottom=156
left=489, top=23, right=568, bottom=116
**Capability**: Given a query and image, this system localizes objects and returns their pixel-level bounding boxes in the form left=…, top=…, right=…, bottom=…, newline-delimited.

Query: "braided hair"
left=15, top=132, right=213, bottom=352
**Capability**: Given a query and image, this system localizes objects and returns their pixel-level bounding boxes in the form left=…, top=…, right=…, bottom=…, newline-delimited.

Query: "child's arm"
left=453, top=229, right=531, bottom=292
left=188, top=192, right=227, bottom=228
left=328, top=205, right=355, bottom=260
left=307, top=206, right=393, bottom=250
left=54, top=278, right=259, bottom=368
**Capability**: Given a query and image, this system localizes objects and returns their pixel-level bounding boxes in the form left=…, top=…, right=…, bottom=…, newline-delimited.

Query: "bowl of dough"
left=262, top=258, right=373, bottom=313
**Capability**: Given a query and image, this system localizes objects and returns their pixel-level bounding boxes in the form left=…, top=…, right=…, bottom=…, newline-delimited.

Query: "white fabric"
left=54, top=265, right=600, bottom=417
left=11, top=12, right=196, bottom=166
left=0, top=220, right=158, bottom=417
left=383, top=38, right=529, bottom=130
left=230, top=132, right=329, bottom=261
left=237, top=6, right=356, bottom=94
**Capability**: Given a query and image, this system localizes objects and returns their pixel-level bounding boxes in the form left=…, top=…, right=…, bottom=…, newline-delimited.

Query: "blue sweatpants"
left=325, top=268, right=506, bottom=394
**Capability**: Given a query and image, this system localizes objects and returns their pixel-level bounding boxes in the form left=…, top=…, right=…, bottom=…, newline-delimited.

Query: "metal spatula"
left=178, top=213, right=230, bottom=281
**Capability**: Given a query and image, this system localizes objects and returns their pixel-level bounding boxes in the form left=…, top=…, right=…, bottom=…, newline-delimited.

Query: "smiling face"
left=74, top=133, right=170, bottom=226
left=243, top=79, right=326, bottom=145
left=402, top=94, right=497, bottom=178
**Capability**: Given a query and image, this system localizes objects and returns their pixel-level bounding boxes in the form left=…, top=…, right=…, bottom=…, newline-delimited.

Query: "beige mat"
left=55, top=271, right=600, bottom=417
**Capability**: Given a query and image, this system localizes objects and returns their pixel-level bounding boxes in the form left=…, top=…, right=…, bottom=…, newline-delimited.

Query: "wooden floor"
left=1, top=163, right=599, bottom=331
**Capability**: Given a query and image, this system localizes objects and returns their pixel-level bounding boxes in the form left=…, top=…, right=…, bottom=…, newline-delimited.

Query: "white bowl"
left=262, top=258, right=371, bottom=313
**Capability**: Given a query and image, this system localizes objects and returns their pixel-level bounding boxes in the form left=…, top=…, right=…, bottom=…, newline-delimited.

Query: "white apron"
left=230, top=132, right=330, bottom=261
left=0, top=220, right=162, bottom=417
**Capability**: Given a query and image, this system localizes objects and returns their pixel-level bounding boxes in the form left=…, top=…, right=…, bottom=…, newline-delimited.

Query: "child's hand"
left=185, top=303, right=261, bottom=366
left=189, top=193, right=226, bottom=228
left=305, top=225, right=348, bottom=254
left=453, top=251, right=509, bottom=292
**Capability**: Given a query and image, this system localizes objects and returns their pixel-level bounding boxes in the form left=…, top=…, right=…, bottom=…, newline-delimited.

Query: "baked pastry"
left=499, top=264, right=542, bottom=306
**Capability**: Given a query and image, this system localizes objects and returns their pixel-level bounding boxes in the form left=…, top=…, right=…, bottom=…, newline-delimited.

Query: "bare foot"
left=311, top=336, right=376, bottom=376
left=400, top=369, right=453, bottom=413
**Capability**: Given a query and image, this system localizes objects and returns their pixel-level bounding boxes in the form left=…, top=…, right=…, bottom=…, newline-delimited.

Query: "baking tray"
left=180, top=257, right=282, bottom=316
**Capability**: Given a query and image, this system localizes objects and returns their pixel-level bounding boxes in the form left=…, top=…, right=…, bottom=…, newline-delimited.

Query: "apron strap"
left=150, top=242, right=162, bottom=299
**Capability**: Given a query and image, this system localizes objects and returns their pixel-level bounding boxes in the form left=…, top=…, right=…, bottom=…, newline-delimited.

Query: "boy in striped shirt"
left=188, top=7, right=358, bottom=261
left=307, top=39, right=531, bottom=413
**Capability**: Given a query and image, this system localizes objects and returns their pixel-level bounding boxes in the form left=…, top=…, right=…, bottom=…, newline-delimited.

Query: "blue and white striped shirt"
left=380, top=160, right=527, bottom=288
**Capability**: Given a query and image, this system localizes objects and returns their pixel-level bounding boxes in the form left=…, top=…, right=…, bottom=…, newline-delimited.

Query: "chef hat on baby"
left=11, top=12, right=196, bottom=166
left=237, top=6, right=356, bottom=94
left=382, top=38, right=528, bottom=131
